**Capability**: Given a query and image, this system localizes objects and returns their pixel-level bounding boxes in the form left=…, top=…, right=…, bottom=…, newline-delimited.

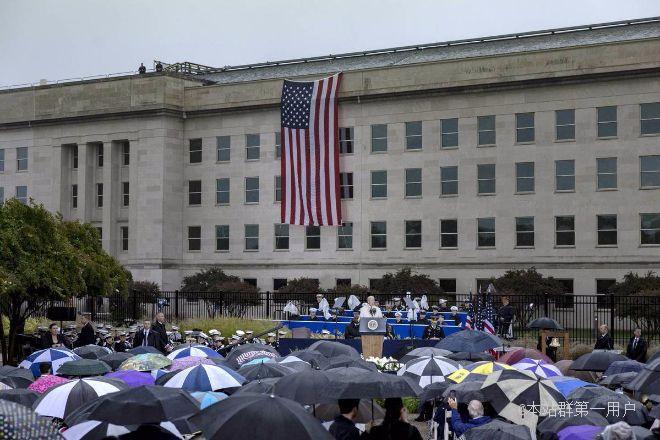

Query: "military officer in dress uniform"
left=423, top=316, right=446, bottom=340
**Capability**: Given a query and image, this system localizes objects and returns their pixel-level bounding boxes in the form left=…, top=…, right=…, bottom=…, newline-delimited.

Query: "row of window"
left=70, top=182, right=130, bottom=209
left=69, top=143, right=131, bottom=170
left=184, top=103, right=660, bottom=164
left=179, top=213, right=660, bottom=253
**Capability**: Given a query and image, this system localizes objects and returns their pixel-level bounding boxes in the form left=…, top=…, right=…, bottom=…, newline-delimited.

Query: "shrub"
left=277, top=278, right=320, bottom=294
left=372, top=268, right=442, bottom=296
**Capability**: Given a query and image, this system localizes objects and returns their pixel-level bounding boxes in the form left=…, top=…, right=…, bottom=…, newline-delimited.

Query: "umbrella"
left=499, top=348, right=552, bottom=365
left=464, top=361, right=514, bottom=375
left=599, top=372, right=638, bottom=387
left=238, top=363, right=295, bottom=381
left=557, top=425, right=604, bottom=440
left=244, top=357, right=276, bottom=366
left=119, top=353, right=172, bottom=371
left=649, top=351, right=660, bottom=364
left=631, top=426, right=654, bottom=440
left=155, top=370, right=180, bottom=386
left=442, top=381, right=485, bottom=402
left=224, top=343, right=280, bottom=369
left=567, top=385, right=617, bottom=402
left=604, top=360, right=645, bottom=376
left=419, top=381, right=452, bottom=403
left=644, top=358, right=660, bottom=372
left=162, top=364, right=245, bottom=391
left=537, top=410, right=609, bottom=434
left=308, top=340, right=361, bottom=359
left=570, top=351, right=627, bottom=372
left=99, top=352, right=133, bottom=371
left=284, top=350, right=329, bottom=369
left=191, top=391, right=229, bottom=409
left=34, top=377, right=127, bottom=419
left=446, top=352, right=495, bottom=362
left=322, top=369, right=422, bottom=400
left=105, top=370, right=155, bottom=388
left=400, top=347, right=452, bottom=363
left=315, top=399, right=385, bottom=423
left=73, top=344, right=112, bottom=360
left=548, top=376, right=599, bottom=398
left=0, top=400, right=61, bottom=439
left=278, top=359, right=312, bottom=372
left=234, top=378, right=280, bottom=395
left=167, top=345, right=221, bottom=360
left=398, top=356, right=459, bottom=387
left=61, top=420, right=184, bottom=439
left=586, top=394, right=651, bottom=425
left=170, top=356, right=215, bottom=371
left=321, top=355, right=378, bottom=372
left=464, top=420, right=533, bottom=440
left=626, top=368, right=660, bottom=393
left=27, top=374, right=70, bottom=394
left=554, top=360, right=573, bottom=375
left=0, top=375, right=32, bottom=390
left=436, top=330, right=502, bottom=353
left=513, top=358, right=562, bottom=378
left=0, top=389, right=40, bottom=407
left=127, top=346, right=161, bottom=355
left=480, top=369, right=566, bottom=430
left=527, top=317, right=563, bottom=330
left=272, top=369, right=335, bottom=404
left=0, top=366, right=34, bottom=389
left=18, top=347, right=81, bottom=376
left=57, top=359, right=111, bottom=377
left=188, top=394, right=334, bottom=440
left=446, top=368, right=487, bottom=384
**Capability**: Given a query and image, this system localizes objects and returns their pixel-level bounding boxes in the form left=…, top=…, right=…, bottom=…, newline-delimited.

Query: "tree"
left=277, top=278, right=320, bottom=294
left=611, top=271, right=660, bottom=342
left=372, top=268, right=442, bottom=296
left=325, top=284, right=370, bottom=298
left=110, top=280, right=160, bottom=324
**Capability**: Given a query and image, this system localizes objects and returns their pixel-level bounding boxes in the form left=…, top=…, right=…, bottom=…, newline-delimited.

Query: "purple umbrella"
left=105, top=370, right=155, bottom=388
left=557, top=425, right=604, bottom=440
left=170, top=356, right=215, bottom=372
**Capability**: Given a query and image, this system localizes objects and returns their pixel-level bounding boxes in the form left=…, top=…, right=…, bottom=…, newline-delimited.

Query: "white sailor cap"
left=394, top=312, right=402, bottom=317
left=245, top=330, right=253, bottom=335
left=450, top=306, right=459, bottom=312
left=235, top=330, right=245, bottom=337
left=309, top=308, right=317, bottom=313
left=278, top=330, right=287, bottom=336
left=171, top=326, right=179, bottom=331
left=208, top=329, right=219, bottom=335
left=439, top=299, right=448, bottom=304
left=267, top=332, right=276, bottom=337
left=230, top=335, right=239, bottom=340
left=321, top=329, right=330, bottom=335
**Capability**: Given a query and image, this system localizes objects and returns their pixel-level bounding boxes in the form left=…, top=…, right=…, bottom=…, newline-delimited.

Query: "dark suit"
left=594, top=333, right=614, bottom=350
left=344, top=321, right=361, bottom=339
left=423, top=325, right=445, bottom=340
left=132, top=329, right=163, bottom=351
left=625, top=336, right=647, bottom=361
left=152, top=321, right=169, bottom=349
left=41, top=333, right=70, bottom=349
left=114, top=341, right=131, bottom=353
left=75, top=322, right=96, bottom=347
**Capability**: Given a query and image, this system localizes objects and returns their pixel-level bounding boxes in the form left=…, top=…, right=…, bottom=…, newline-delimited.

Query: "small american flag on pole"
left=280, top=73, right=342, bottom=226
left=482, top=284, right=496, bottom=334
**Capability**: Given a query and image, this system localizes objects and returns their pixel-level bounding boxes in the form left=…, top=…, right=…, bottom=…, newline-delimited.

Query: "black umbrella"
left=447, top=352, right=495, bottom=362
left=464, top=420, right=533, bottom=440
left=321, top=355, right=377, bottom=372
left=238, top=363, right=295, bottom=381
left=0, top=389, right=40, bottom=407
left=57, top=359, right=111, bottom=377
left=570, top=351, right=627, bottom=372
left=0, top=366, right=34, bottom=389
left=74, top=345, right=112, bottom=360
left=624, top=369, right=659, bottom=393
left=604, top=360, right=645, bottom=376
left=188, top=394, right=333, bottom=440
left=651, top=402, right=660, bottom=419
left=527, top=317, right=563, bottom=330
left=322, top=369, right=422, bottom=399
left=436, top=330, right=502, bottom=353
left=537, top=410, right=609, bottom=434
left=0, top=400, right=61, bottom=439
left=419, top=381, right=452, bottom=403
left=273, top=369, right=335, bottom=404
left=154, top=370, right=179, bottom=386
left=599, top=372, right=637, bottom=387
left=224, top=344, right=280, bottom=370
left=442, top=381, right=485, bottom=402
left=567, top=386, right=617, bottom=402
left=314, top=399, right=385, bottom=423
left=586, top=393, right=651, bottom=426
left=649, top=351, right=660, bottom=364
left=99, top=352, right=133, bottom=371
left=308, top=340, right=361, bottom=359
left=646, top=358, right=660, bottom=372
left=400, top=347, right=453, bottom=363
left=0, top=375, right=33, bottom=390
left=128, top=346, right=161, bottom=355
left=234, top=378, right=280, bottom=395
left=283, top=350, right=329, bottom=369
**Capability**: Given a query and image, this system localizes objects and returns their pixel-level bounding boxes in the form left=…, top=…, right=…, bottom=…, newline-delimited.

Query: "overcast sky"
left=1, top=0, right=659, bottom=86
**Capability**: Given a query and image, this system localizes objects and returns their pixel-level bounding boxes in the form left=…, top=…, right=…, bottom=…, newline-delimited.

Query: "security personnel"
left=498, top=296, right=515, bottom=339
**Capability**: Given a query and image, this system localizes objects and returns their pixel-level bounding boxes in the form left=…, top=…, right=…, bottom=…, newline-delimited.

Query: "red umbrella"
left=499, top=347, right=551, bottom=365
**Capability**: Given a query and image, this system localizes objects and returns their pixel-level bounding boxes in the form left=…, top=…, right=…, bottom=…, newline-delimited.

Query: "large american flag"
left=481, top=284, right=496, bottom=334
left=280, top=73, right=342, bottom=226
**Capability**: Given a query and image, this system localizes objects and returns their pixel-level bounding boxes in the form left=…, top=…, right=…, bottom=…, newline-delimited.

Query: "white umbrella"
left=34, top=377, right=126, bottom=419
left=398, top=356, right=459, bottom=387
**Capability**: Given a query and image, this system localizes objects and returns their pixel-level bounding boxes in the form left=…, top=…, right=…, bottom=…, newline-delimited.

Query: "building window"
left=640, top=102, right=660, bottom=135
left=339, top=127, right=354, bottom=154
left=371, top=170, right=387, bottom=199
left=441, top=118, right=458, bottom=148
left=97, top=144, right=104, bottom=167
left=555, top=109, right=575, bottom=141
left=336, top=278, right=351, bottom=287
left=188, top=180, right=202, bottom=205
left=189, top=139, right=202, bottom=163
left=370, top=221, right=387, bottom=249
left=273, top=278, right=287, bottom=291
left=515, top=162, right=535, bottom=193
left=596, top=279, right=616, bottom=309
left=477, top=164, right=496, bottom=195
left=477, top=217, right=495, bottom=248
left=96, top=183, right=103, bottom=208
left=515, top=217, right=535, bottom=247
left=122, top=142, right=130, bottom=166
left=640, top=213, right=660, bottom=245
left=71, top=184, right=78, bottom=209
left=555, top=216, right=575, bottom=246
left=216, top=136, right=230, bottom=162
left=439, top=279, right=457, bottom=297
left=120, top=226, right=129, bottom=251
left=597, top=214, right=617, bottom=246
left=245, top=177, right=259, bottom=204
left=274, top=175, right=282, bottom=202
left=640, top=155, right=660, bottom=188
left=246, top=134, right=260, bottom=160
left=405, top=220, right=422, bottom=249
left=371, top=124, right=387, bottom=152
left=555, top=279, right=574, bottom=308
left=122, top=182, right=129, bottom=207
left=15, top=186, right=27, bottom=204
left=275, top=224, right=290, bottom=250
left=339, top=172, right=353, bottom=199
left=188, top=226, right=201, bottom=251
left=477, top=115, right=496, bottom=146
left=16, top=147, right=28, bottom=171
left=515, top=112, right=535, bottom=143
left=405, top=121, right=422, bottom=150
left=243, top=278, right=257, bottom=287
left=71, top=146, right=77, bottom=169
left=555, top=160, right=575, bottom=192
left=440, top=166, right=458, bottom=196
left=306, top=225, right=321, bottom=250
left=597, top=106, right=617, bottom=138
left=245, top=224, right=259, bottom=250
left=0, top=187, right=4, bottom=205
left=440, top=219, right=458, bottom=248
left=216, top=178, right=230, bottom=205
left=96, top=227, right=102, bottom=246
left=597, top=158, right=617, bottom=190
left=215, top=225, right=229, bottom=251
left=405, top=168, right=422, bottom=197
left=0, top=148, right=4, bottom=172
left=337, top=222, right=353, bottom=249
left=275, top=132, right=281, bottom=159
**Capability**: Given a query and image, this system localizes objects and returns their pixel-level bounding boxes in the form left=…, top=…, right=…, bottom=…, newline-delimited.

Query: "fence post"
left=131, top=289, right=137, bottom=321
left=90, top=296, right=96, bottom=323
left=174, top=290, right=179, bottom=321
left=266, top=291, right=271, bottom=318
left=542, top=293, right=549, bottom=317
left=609, top=294, right=615, bottom=338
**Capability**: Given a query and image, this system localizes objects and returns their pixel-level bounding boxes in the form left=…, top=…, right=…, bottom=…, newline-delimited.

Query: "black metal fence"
left=37, top=291, right=660, bottom=346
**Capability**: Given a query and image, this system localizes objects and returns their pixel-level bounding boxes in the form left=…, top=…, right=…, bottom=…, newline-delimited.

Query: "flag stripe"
left=323, top=75, right=333, bottom=224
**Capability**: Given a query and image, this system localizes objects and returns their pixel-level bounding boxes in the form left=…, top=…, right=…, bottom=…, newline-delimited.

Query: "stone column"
left=102, top=141, right=118, bottom=256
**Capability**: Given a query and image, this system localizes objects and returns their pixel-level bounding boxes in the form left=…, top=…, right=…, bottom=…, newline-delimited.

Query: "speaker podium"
left=359, top=317, right=386, bottom=359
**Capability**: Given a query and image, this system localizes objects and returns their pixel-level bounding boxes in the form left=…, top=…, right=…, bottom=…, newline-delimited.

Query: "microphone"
left=370, top=308, right=376, bottom=316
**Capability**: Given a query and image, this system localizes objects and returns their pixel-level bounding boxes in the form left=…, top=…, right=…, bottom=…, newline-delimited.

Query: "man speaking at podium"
left=359, top=296, right=383, bottom=318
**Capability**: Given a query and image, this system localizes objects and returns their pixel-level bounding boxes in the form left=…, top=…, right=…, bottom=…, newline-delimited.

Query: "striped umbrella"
left=464, top=361, right=514, bottom=375
left=191, top=391, right=229, bottom=409
left=163, top=364, right=245, bottom=392
left=34, top=377, right=127, bottom=419
left=446, top=368, right=487, bottom=384
left=400, top=347, right=453, bottom=363
left=119, top=353, right=172, bottom=371
left=513, top=358, right=562, bottom=378
left=167, top=345, right=221, bottom=360
left=170, top=356, right=215, bottom=371
left=18, top=348, right=81, bottom=377
left=62, top=420, right=183, bottom=439
left=398, top=356, right=460, bottom=387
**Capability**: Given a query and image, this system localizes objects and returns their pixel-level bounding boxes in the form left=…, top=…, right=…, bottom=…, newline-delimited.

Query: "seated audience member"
left=329, top=399, right=362, bottom=440
left=344, top=311, right=361, bottom=340
left=438, top=299, right=450, bottom=312
left=392, top=297, right=406, bottom=312
left=414, top=310, right=429, bottom=326
left=448, top=399, right=491, bottom=437
left=449, top=306, right=462, bottom=326
left=423, top=316, right=445, bottom=340
left=365, top=397, right=422, bottom=440
left=308, top=308, right=321, bottom=321
left=41, top=323, right=69, bottom=349
left=394, top=311, right=404, bottom=324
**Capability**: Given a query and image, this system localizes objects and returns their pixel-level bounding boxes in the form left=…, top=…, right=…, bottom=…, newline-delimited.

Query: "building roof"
left=199, top=17, right=660, bottom=85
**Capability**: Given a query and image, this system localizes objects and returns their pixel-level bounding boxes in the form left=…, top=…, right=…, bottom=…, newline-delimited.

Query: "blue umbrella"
left=18, top=348, right=81, bottom=377
left=191, top=391, right=229, bottom=409
left=604, top=360, right=645, bottom=376
left=163, top=364, right=245, bottom=392
left=547, top=376, right=598, bottom=398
